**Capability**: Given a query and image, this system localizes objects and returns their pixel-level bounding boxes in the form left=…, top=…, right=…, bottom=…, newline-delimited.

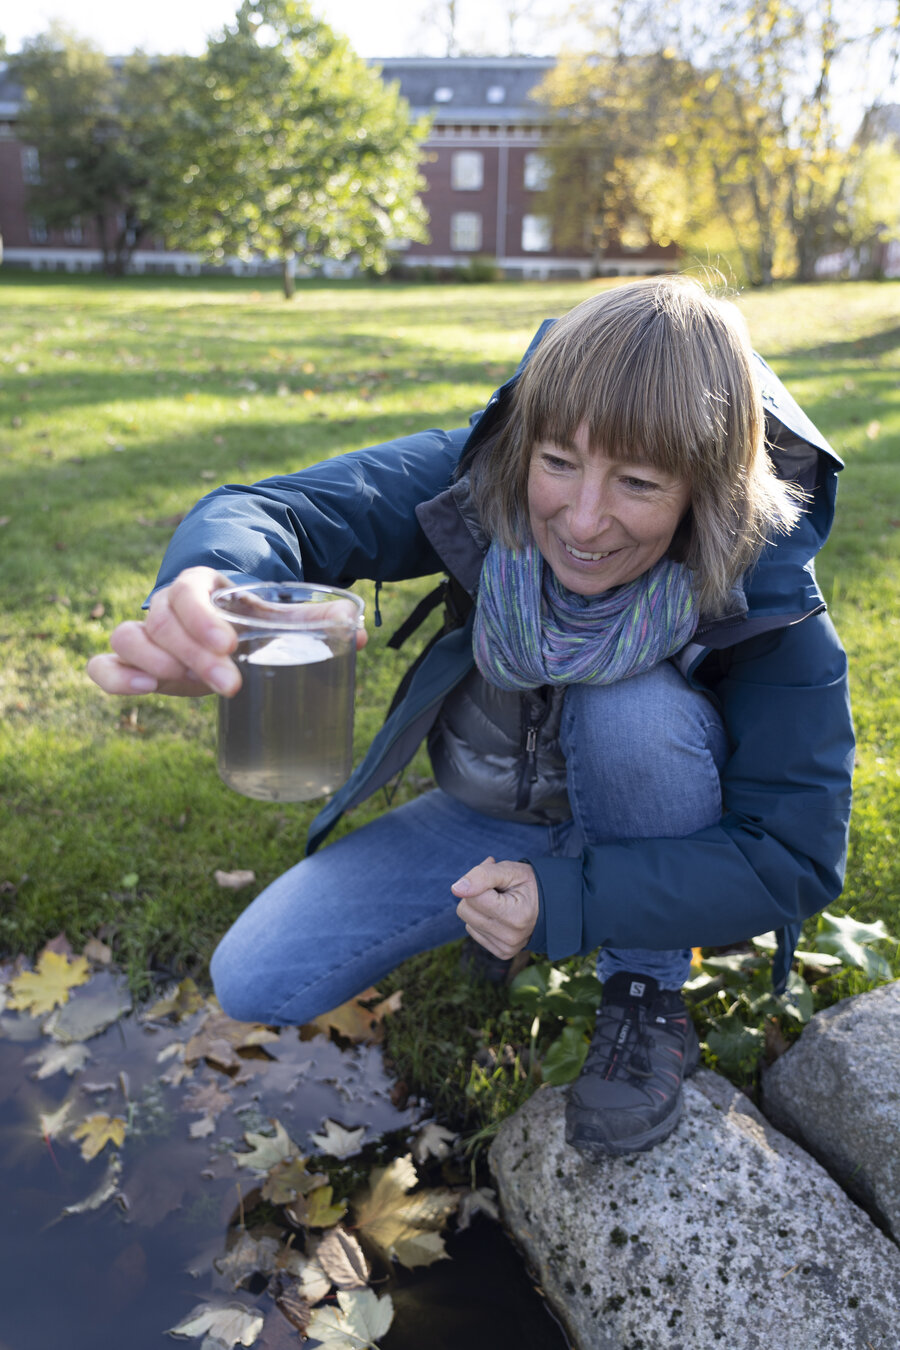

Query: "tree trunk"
left=282, top=252, right=296, bottom=300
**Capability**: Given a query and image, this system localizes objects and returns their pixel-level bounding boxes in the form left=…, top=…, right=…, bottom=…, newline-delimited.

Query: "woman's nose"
left=569, top=483, right=611, bottom=541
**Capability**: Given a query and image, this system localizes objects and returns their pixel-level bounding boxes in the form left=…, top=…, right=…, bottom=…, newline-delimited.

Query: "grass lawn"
left=1, top=273, right=897, bottom=1112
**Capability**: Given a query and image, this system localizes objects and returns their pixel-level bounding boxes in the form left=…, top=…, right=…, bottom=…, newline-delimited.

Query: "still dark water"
left=0, top=975, right=568, bottom=1350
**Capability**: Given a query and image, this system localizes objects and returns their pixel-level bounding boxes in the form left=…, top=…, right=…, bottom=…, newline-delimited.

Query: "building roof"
left=372, top=56, right=554, bottom=124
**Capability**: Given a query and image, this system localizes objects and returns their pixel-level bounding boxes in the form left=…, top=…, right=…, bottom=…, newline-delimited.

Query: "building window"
left=64, top=219, right=83, bottom=245
left=28, top=216, right=48, bottom=243
left=524, top=152, right=550, bottom=192
left=486, top=85, right=506, bottom=103
left=21, top=146, right=41, bottom=184
left=522, top=214, right=551, bottom=252
left=451, top=212, right=482, bottom=251
left=434, top=86, right=453, bottom=102
left=451, top=151, right=484, bottom=191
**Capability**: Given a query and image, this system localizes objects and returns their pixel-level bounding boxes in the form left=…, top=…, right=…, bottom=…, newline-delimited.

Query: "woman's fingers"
left=452, top=857, right=539, bottom=958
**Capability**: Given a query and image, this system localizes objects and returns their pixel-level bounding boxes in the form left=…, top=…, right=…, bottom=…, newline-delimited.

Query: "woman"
left=87, top=277, right=854, bottom=1158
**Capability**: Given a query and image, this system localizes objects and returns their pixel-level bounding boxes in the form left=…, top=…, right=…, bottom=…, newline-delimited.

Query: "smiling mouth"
left=564, top=543, right=617, bottom=562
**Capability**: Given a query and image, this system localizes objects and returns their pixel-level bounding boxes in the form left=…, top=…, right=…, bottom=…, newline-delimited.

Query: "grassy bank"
left=1, top=273, right=897, bottom=1123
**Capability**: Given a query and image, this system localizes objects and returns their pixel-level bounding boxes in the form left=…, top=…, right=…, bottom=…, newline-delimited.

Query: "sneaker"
left=459, top=936, right=529, bottom=986
left=565, top=971, right=700, bottom=1158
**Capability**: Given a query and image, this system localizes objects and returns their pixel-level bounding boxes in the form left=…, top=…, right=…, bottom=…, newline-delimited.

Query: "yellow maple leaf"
left=71, top=1114, right=127, bottom=1161
left=288, top=1183, right=347, bottom=1229
left=353, top=1154, right=457, bottom=1268
left=305, top=987, right=400, bottom=1045
left=7, top=949, right=91, bottom=1016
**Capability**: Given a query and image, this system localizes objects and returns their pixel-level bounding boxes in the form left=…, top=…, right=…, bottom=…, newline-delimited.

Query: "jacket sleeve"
left=525, top=610, right=854, bottom=959
left=148, top=428, right=472, bottom=596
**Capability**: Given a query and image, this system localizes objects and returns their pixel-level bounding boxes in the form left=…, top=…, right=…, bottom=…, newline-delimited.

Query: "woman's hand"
left=451, top=856, right=539, bottom=959
left=86, top=566, right=244, bottom=697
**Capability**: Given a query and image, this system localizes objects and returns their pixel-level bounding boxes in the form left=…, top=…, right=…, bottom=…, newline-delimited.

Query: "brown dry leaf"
left=353, top=1154, right=458, bottom=1269
left=215, top=1232, right=281, bottom=1290
left=7, top=949, right=91, bottom=1016
left=273, top=1283, right=311, bottom=1335
left=144, top=977, right=206, bottom=1022
left=316, top=1226, right=370, bottom=1290
left=214, top=869, right=257, bottom=890
left=261, top=1155, right=327, bottom=1205
left=71, top=1113, right=127, bottom=1161
left=305, top=987, right=398, bottom=1045
left=82, top=936, right=113, bottom=965
left=183, top=1010, right=279, bottom=1067
left=183, top=1078, right=232, bottom=1119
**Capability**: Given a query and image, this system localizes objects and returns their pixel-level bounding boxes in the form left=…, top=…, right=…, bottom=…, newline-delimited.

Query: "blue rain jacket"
left=152, top=323, right=854, bottom=992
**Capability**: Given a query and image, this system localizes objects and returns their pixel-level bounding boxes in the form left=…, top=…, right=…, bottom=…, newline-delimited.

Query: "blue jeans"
left=210, top=662, right=727, bottom=1024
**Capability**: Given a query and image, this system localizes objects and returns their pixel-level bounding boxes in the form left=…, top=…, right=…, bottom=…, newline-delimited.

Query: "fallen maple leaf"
left=234, top=1120, right=298, bottom=1173
left=26, top=1042, right=90, bottom=1079
left=144, top=978, right=206, bottom=1021
left=214, top=1232, right=280, bottom=1290
left=457, top=1186, right=500, bottom=1230
left=60, top=1151, right=123, bottom=1218
left=71, top=1113, right=127, bottom=1161
left=310, top=1119, right=366, bottom=1160
left=410, top=1122, right=457, bottom=1164
left=352, top=1155, right=458, bottom=1269
left=305, top=987, right=399, bottom=1046
left=316, top=1227, right=370, bottom=1290
left=287, top=1184, right=347, bottom=1229
left=274, top=1250, right=331, bottom=1305
left=183, top=1010, right=279, bottom=1068
left=167, top=1300, right=264, bottom=1346
left=7, top=948, right=90, bottom=1016
left=305, top=1288, right=393, bottom=1350
left=261, top=1155, right=328, bottom=1205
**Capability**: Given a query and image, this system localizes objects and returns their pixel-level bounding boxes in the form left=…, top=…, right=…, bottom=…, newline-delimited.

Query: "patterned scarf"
left=473, top=539, right=698, bottom=691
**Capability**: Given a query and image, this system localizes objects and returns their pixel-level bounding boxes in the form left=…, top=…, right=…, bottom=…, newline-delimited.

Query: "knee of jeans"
left=209, top=936, right=274, bottom=1025
left=562, top=670, right=724, bottom=782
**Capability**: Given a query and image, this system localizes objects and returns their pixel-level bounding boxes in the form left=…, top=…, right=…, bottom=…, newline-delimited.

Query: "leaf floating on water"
left=271, top=1277, right=311, bottom=1334
left=61, top=1149, right=123, bottom=1217
left=45, top=972, right=133, bottom=1043
left=167, top=1300, right=265, bottom=1346
left=6, top=949, right=90, bottom=1016
left=456, top=1186, right=500, bottom=1231
left=316, top=1226, right=370, bottom=1290
left=144, top=978, right=206, bottom=1022
left=183, top=1010, right=279, bottom=1068
left=310, top=1119, right=366, bottom=1159
left=234, top=1120, right=298, bottom=1173
left=261, top=1155, right=328, bottom=1205
left=410, top=1122, right=457, bottom=1164
left=40, top=1098, right=75, bottom=1141
left=214, top=869, right=257, bottom=890
left=287, top=1184, right=347, bottom=1229
left=214, top=1232, right=281, bottom=1290
left=189, top=1114, right=216, bottom=1139
left=26, top=1041, right=90, bottom=1079
left=71, top=1113, right=127, bottom=1161
left=305, top=1288, right=394, bottom=1350
left=352, top=1154, right=458, bottom=1269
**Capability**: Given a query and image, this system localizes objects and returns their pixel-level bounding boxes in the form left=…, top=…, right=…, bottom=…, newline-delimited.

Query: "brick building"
left=0, top=54, right=678, bottom=278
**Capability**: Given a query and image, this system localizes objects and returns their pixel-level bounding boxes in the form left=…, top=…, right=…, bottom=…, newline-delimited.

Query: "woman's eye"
left=623, top=476, right=657, bottom=491
left=542, top=453, right=572, bottom=471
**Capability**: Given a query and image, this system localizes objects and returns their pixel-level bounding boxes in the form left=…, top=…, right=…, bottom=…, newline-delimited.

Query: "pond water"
left=0, top=965, right=568, bottom=1350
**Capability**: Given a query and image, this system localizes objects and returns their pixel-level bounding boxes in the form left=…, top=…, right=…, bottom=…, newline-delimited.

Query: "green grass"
left=1, top=272, right=897, bottom=1032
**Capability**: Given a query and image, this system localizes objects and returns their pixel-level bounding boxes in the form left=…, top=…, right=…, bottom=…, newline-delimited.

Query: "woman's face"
left=526, top=423, right=692, bottom=596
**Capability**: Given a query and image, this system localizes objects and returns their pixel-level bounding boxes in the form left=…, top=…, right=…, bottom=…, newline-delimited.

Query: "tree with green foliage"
left=166, top=0, right=430, bottom=298
left=11, top=27, right=197, bottom=275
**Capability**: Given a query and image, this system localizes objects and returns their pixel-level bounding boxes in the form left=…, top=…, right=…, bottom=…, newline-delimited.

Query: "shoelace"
left=588, top=1001, right=654, bottom=1082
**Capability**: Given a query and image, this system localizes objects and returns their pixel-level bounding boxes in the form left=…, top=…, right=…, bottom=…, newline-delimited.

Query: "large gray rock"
left=761, top=980, right=900, bottom=1241
left=490, top=1071, right=900, bottom=1350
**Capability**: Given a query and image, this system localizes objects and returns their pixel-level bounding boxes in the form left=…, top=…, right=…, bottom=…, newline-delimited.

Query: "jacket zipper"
left=516, top=693, right=550, bottom=813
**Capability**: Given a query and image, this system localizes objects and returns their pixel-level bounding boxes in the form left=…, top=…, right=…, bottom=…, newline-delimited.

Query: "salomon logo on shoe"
left=629, top=981, right=646, bottom=998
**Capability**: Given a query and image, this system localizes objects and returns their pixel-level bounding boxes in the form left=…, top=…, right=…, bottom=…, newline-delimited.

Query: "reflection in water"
left=0, top=970, right=567, bottom=1350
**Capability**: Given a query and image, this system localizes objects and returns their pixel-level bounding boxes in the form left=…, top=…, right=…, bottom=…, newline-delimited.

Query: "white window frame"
left=28, top=216, right=48, bottom=243
left=522, top=214, right=552, bottom=252
left=451, top=151, right=484, bottom=191
left=21, top=146, right=41, bottom=185
left=523, top=152, right=550, bottom=192
left=451, top=212, right=483, bottom=252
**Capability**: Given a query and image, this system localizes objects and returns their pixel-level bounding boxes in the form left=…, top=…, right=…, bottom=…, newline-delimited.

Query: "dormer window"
left=486, top=86, right=506, bottom=103
left=434, top=87, right=453, bottom=102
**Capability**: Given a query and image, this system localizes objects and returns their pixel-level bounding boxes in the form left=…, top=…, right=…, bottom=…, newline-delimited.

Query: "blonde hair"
left=470, top=276, right=803, bottom=616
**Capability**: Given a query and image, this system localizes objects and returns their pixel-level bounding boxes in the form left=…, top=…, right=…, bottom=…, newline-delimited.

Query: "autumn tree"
left=167, top=0, right=429, bottom=298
